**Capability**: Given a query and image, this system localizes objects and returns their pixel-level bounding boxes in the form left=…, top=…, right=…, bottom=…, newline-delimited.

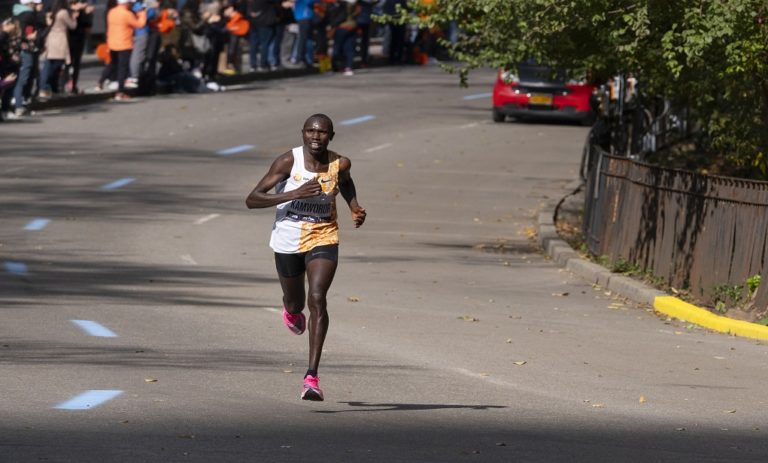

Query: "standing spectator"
left=201, top=1, right=226, bottom=81
left=289, top=0, right=314, bottom=67
left=223, top=0, right=247, bottom=73
left=97, top=0, right=117, bottom=90
left=39, top=0, right=80, bottom=99
left=246, top=0, right=276, bottom=72
left=382, top=0, right=405, bottom=64
left=0, top=18, right=21, bottom=120
left=66, top=0, right=93, bottom=94
left=269, top=0, right=292, bottom=70
left=330, top=0, right=357, bottom=75
left=107, top=0, right=147, bottom=100
left=12, top=0, right=45, bottom=116
left=355, top=0, right=372, bottom=66
left=128, top=0, right=158, bottom=88
left=178, top=0, right=207, bottom=72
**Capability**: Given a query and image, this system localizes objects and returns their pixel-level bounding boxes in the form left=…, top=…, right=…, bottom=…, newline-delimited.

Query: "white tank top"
left=269, top=147, right=340, bottom=253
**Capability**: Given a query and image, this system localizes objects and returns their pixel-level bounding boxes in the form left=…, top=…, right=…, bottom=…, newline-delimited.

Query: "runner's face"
left=302, top=119, right=333, bottom=155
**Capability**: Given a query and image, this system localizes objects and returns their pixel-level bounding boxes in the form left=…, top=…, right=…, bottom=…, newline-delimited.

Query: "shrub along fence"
left=582, top=145, right=768, bottom=312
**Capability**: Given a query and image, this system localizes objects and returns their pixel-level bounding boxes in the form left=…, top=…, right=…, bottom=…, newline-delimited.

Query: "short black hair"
left=304, top=114, right=334, bottom=133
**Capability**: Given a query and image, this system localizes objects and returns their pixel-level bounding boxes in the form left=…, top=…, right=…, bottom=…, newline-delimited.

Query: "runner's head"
left=302, top=114, right=335, bottom=155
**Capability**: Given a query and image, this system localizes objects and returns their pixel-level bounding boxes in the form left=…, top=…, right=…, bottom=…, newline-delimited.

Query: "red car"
left=492, top=64, right=595, bottom=124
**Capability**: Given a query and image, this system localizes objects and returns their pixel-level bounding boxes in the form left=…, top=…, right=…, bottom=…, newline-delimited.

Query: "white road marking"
left=463, top=92, right=492, bottom=100
left=364, top=143, right=393, bottom=153
left=180, top=254, right=198, bottom=265
left=194, top=213, right=220, bottom=225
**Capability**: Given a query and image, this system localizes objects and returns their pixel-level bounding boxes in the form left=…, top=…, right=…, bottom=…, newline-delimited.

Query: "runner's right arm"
left=246, top=152, right=322, bottom=209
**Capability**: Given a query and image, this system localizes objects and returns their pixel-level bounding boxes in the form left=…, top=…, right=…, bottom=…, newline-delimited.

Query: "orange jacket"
left=107, top=5, right=147, bottom=51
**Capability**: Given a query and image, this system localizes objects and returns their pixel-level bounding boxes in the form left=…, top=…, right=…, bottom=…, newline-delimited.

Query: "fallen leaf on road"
left=591, top=403, right=606, bottom=408
left=347, top=296, right=360, bottom=302
left=458, top=315, right=479, bottom=322
left=495, top=442, right=507, bottom=447
left=724, top=409, right=737, bottom=414
left=552, top=292, right=570, bottom=297
left=479, top=373, right=490, bottom=377
left=676, top=428, right=686, bottom=432
left=639, top=395, right=647, bottom=404
left=144, top=378, right=158, bottom=383
left=283, top=370, right=293, bottom=374
left=506, top=338, right=513, bottom=343
left=714, top=356, right=726, bottom=360
left=513, top=361, right=527, bottom=366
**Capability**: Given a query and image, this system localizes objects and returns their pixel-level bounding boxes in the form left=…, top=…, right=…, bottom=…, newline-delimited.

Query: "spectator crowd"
left=1, top=0, right=449, bottom=121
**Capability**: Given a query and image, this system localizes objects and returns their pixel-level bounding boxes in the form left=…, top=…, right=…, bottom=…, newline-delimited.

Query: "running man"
left=245, top=114, right=366, bottom=401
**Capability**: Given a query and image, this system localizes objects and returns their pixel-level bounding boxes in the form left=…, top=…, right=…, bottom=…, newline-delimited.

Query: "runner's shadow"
left=314, top=401, right=506, bottom=414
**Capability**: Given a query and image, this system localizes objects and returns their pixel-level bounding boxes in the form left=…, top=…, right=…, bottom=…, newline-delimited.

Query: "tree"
left=384, top=0, right=768, bottom=178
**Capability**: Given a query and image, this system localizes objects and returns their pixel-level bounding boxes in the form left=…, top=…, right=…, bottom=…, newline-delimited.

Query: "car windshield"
left=518, top=65, right=566, bottom=85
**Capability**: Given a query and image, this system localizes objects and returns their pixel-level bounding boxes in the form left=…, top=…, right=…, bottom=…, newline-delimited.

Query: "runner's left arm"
left=338, top=157, right=366, bottom=228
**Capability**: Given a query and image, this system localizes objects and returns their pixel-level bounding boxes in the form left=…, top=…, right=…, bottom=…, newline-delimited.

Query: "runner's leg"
left=305, top=257, right=337, bottom=372
left=277, top=272, right=305, bottom=314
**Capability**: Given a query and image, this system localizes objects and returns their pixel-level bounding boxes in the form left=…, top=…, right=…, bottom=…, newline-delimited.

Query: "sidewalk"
left=28, top=44, right=389, bottom=112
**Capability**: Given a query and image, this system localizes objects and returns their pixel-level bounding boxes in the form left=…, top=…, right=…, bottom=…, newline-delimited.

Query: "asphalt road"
left=2, top=66, right=768, bottom=462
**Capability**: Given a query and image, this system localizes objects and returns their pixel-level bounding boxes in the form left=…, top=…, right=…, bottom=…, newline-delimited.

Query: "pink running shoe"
left=282, top=308, right=306, bottom=335
left=301, top=375, right=324, bottom=401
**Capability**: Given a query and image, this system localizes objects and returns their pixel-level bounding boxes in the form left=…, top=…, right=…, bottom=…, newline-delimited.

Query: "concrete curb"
left=537, top=188, right=768, bottom=342
left=28, top=56, right=391, bottom=112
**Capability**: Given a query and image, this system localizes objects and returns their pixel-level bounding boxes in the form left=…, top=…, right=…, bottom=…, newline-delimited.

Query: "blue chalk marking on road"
left=54, top=390, right=124, bottom=410
left=463, top=92, right=493, bottom=100
left=71, top=320, right=118, bottom=338
left=101, top=177, right=135, bottom=190
left=217, top=144, right=255, bottom=156
left=4, top=261, right=28, bottom=275
left=24, top=218, right=51, bottom=231
left=340, top=115, right=376, bottom=126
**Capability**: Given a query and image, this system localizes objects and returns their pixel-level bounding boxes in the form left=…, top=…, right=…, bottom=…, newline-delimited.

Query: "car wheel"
left=492, top=108, right=505, bottom=123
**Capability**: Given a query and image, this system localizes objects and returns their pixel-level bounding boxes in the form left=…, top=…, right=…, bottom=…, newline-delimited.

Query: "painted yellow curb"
left=654, top=296, right=768, bottom=341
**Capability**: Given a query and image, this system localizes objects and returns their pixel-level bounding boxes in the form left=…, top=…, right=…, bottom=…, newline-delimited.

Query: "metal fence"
left=583, top=145, right=768, bottom=309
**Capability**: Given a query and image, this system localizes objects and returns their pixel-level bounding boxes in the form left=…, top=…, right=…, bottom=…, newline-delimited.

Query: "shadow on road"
left=315, top=401, right=506, bottom=414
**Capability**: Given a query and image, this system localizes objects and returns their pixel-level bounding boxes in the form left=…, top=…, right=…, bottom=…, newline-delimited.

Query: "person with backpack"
left=12, top=0, right=45, bottom=116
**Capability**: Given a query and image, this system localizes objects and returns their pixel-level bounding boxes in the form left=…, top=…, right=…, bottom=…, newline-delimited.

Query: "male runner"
left=245, top=114, right=366, bottom=401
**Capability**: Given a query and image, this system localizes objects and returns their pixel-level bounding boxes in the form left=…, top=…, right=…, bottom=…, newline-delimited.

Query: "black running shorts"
left=274, top=244, right=339, bottom=278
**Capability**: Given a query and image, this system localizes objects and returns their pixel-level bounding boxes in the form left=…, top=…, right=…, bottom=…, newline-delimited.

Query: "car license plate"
left=529, top=94, right=553, bottom=105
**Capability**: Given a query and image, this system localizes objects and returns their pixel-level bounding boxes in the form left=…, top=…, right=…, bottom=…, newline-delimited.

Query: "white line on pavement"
left=180, top=254, right=198, bottom=265
left=463, top=92, right=492, bottom=100
left=364, top=143, right=393, bottom=153
left=194, top=213, right=220, bottom=225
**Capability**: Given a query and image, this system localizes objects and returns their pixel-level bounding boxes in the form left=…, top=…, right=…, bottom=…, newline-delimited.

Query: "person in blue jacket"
left=289, top=0, right=314, bottom=67
left=128, top=0, right=158, bottom=87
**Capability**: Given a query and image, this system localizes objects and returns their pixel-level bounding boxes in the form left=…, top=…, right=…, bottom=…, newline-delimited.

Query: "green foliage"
left=747, top=274, right=762, bottom=296
left=712, top=283, right=745, bottom=310
left=379, top=0, right=768, bottom=179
